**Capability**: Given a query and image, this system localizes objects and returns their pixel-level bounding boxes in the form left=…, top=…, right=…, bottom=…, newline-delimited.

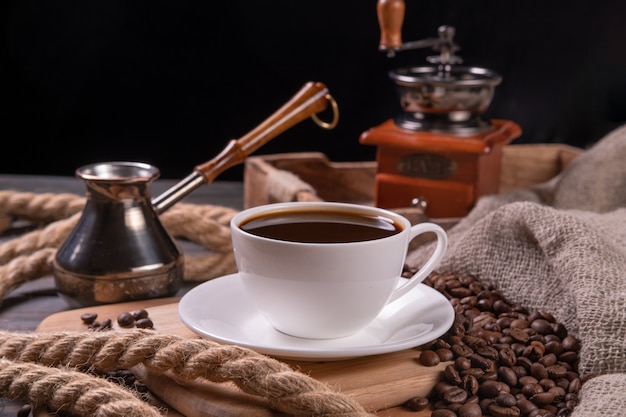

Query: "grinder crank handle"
left=152, top=81, right=338, bottom=214
left=377, top=0, right=405, bottom=53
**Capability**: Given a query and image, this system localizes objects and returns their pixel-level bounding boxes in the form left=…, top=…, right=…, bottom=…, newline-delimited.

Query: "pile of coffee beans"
left=401, top=269, right=581, bottom=417
left=79, top=308, right=154, bottom=331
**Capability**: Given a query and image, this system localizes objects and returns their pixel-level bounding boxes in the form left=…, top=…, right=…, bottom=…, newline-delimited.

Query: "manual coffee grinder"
left=360, top=0, right=521, bottom=218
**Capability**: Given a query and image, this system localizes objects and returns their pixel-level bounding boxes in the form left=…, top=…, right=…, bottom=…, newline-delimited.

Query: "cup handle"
left=387, top=222, right=448, bottom=303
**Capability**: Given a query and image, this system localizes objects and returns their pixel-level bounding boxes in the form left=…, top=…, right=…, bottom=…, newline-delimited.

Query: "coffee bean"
left=475, top=297, right=493, bottom=311
left=435, top=381, right=458, bottom=395
left=539, top=378, right=556, bottom=391
left=522, top=343, right=545, bottom=361
left=546, top=342, right=565, bottom=357
left=530, top=392, right=555, bottom=407
left=464, top=335, right=487, bottom=349
left=453, top=344, right=474, bottom=358
left=546, top=364, right=568, bottom=379
left=493, top=300, right=512, bottom=314
left=479, top=398, right=495, bottom=414
left=465, top=307, right=481, bottom=321
left=461, top=367, right=485, bottom=379
left=498, top=366, right=518, bottom=387
left=518, top=375, right=539, bottom=386
left=561, top=336, right=580, bottom=351
left=498, top=347, right=517, bottom=367
left=567, top=377, right=582, bottom=394
left=497, top=317, right=513, bottom=329
left=563, top=401, right=577, bottom=414
left=117, top=311, right=135, bottom=327
left=433, top=339, right=453, bottom=350
left=508, top=327, right=530, bottom=344
left=510, top=318, right=529, bottom=329
left=476, top=346, right=499, bottom=361
left=488, top=403, right=521, bottom=417
left=420, top=349, right=441, bottom=366
left=133, top=309, right=149, bottom=320
left=462, top=374, right=480, bottom=396
left=451, top=287, right=474, bottom=298
left=432, top=409, right=457, bottom=417
left=522, top=383, right=544, bottom=398
left=469, top=353, right=494, bottom=372
left=479, top=380, right=509, bottom=398
left=516, top=356, right=533, bottom=371
left=437, top=348, right=455, bottom=362
left=446, top=279, right=462, bottom=289
left=551, top=323, right=567, bottom=339
left=475, top=329, right=498, bottom=345
left=548, top=386, right=566, bottom=402
left=530, top=363, right=548, bottom=380
left=531, top=319, right=553, bottom=335
left=557, top=351, right=578, bottom=364
left=512, top=365, right=528, bottom=379
left=403, top=396, right=429, bottom=411
left=135, top=317, right=154, bottom=329
left=449, top=402, right=463, bottom=413
left=94, top=318, right=113, bottom=331
left=481, top=371, right=498, bottom=382
left=538, top=353, right=557, bottom=367
left=80, top=312, right=97, bottom=324
left=517, top=397, right=539, bottom=414
left=458, top=401, right=483, bottom=417
left=455, top=356, right=472, bottom=370
left=442, top=386, right=468, bottom=404
left=445, top=364, right=463, bottom=385
left=511, top=342, right=526, bottom=356
left=496, top=393, right=517, bottom=407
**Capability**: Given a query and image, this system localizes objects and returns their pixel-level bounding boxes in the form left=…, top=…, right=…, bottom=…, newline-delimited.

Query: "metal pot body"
left=390, top=66, right=502, bottom=133
left=53, top=162, right=183, bottom=307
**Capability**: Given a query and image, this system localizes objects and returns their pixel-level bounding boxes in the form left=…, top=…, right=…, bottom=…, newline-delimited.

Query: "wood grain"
left=37, top=297, right=446, bottom=417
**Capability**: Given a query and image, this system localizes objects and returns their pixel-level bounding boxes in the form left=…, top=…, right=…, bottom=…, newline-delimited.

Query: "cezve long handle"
left=152, top=81, right=337, bottom=214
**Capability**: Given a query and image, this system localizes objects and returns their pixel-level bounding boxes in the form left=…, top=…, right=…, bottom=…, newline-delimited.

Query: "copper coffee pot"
left=53, top=81, right=339, bottom=307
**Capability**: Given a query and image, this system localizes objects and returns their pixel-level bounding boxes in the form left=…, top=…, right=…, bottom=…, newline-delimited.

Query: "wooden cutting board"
left=37, top=297, right=447, bottom=417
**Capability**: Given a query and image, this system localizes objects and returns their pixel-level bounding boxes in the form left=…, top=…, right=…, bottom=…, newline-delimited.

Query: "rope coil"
left=0, top=330, right=371, bottom=416
left=0, top=190, right=240, bottom=300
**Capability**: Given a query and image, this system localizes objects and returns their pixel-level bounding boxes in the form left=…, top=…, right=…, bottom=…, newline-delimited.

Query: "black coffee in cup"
left=239, top=210, right=403, bottom=243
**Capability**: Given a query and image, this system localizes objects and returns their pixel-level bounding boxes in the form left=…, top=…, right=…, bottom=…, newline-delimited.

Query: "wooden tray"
left=243, top=144, right=584, bottom=211
left=37, top=298, right=448, bottom=417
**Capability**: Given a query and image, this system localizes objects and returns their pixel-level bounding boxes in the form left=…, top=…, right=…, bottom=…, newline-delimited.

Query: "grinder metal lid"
left=390, top=65, right=502, bottom=134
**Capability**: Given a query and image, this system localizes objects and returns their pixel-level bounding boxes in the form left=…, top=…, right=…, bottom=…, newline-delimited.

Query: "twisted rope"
left=0, top=190, right=239, bottom=301
left=0, top=329, right=371, bottom=417
left=0, top=359, right=165, bottom=417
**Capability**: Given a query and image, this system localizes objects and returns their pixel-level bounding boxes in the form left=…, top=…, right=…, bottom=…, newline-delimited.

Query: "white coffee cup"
left=230, top=202, right=448, bottom=339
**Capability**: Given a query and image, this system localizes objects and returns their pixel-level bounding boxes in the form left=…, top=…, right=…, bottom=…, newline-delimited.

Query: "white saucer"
left=178, top=273, right=454, bottom=361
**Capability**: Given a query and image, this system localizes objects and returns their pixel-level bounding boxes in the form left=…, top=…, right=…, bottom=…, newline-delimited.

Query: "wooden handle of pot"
left=194, top=81, right=335, bottom=183
left=377, top=0, right=405, bottom=50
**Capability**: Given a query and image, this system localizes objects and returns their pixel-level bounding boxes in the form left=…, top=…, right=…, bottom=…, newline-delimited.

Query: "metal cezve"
left=53, top=81, right=339, bottom=307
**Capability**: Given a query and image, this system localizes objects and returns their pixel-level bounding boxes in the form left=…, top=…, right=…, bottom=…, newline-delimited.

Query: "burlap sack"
left=407, top=125, right=626, bottom=416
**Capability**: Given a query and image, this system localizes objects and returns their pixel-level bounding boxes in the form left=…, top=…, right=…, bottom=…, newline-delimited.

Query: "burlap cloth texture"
left=407, top=125, right=626, bottom=415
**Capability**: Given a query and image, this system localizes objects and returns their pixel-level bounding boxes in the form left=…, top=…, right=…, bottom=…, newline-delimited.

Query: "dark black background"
left=2, top=1, right=626, bottom=180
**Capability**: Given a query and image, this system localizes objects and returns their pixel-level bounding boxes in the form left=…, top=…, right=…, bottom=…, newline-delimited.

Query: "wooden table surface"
left=0, top=174, right=246, bottom=416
